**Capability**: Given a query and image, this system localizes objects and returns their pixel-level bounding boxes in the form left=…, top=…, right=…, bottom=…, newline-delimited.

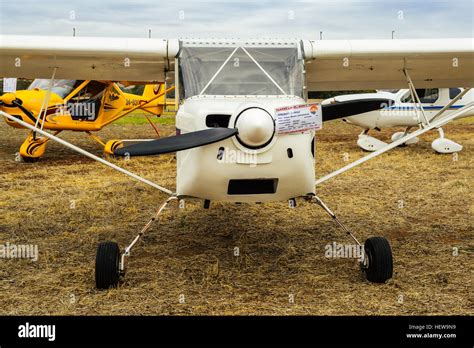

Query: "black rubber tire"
left=364, top=237, right=393, bottom=283
left=95, top=241, right=121, bottom=289
left=21, top=156, right=39, bottom=163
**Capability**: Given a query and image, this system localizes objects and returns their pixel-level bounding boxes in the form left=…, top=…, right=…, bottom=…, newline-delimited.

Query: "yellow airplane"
left=0, top=79, right=174, bottom=161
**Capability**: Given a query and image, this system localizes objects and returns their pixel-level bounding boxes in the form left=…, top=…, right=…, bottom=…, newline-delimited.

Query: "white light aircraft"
left=1, top=35, right=473, bottom=289
left=323, top=88, right=474, bottom=153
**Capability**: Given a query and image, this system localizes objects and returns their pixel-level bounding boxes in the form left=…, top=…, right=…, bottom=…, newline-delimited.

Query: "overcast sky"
left=0, top=0, right=472, bottom=39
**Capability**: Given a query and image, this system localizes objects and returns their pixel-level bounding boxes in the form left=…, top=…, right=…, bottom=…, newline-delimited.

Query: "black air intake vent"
left=206, top=114, right=231, bottom=128
left=228, top=179, right=278, bottom=195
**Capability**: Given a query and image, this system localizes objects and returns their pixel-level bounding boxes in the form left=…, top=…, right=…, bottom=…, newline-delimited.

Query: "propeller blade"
left=114, top=127, right=238, bottom=156
left=322, top=98, right=394, bottom=122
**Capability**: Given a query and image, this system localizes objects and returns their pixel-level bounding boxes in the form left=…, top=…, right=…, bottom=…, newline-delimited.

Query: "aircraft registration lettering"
left=275, top=103, right=322, bottom=134
left=126, top=99, right=142, bottom=106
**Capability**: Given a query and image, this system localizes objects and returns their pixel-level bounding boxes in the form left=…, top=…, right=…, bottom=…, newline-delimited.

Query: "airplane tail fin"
left=140, top=84, right=166, bottom=116
left=142, top=84, right=165, bottom=99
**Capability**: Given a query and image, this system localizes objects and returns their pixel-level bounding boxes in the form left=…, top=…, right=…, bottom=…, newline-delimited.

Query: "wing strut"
left=403, top=68, right=431, bottom=127
left=34, top=67, right=57, bottom=133
left=402, top=69, right=471, bottom=145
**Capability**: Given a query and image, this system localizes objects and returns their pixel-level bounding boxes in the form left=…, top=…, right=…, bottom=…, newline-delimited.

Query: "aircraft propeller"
left=321, top=98, right=394, bottom=121
left=112, top=98, right=393, bottom=157
left=114, top=127, right=239, bottom=156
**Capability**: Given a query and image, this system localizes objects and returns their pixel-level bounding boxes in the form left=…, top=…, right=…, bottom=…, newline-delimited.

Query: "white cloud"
left=0, top=0, right=472, bottom=39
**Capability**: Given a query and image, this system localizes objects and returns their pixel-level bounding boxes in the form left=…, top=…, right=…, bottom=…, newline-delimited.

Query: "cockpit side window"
left=449, top=88, right=462, bottom=99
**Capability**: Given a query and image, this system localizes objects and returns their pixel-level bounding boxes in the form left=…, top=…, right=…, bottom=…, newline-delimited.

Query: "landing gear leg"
left=309, top=195, right=393, bottom=283
left=402, top=69, right=465, bottom=154
left=391, top=127, right=419, bottom=147
left=95, top=195, right=178, bottom=289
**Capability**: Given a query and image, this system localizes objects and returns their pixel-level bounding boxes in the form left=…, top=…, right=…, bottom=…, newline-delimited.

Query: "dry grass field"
left=0, top=113, right=472, bottom=315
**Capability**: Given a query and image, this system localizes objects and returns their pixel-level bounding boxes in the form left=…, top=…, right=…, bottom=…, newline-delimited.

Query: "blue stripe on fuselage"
left=386, top=105, right=464, bottom=110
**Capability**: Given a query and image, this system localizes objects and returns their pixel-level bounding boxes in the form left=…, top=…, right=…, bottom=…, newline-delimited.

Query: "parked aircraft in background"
left=323, top=88, right=474, bottom=153
left=0, top=78, right=173, bottom=161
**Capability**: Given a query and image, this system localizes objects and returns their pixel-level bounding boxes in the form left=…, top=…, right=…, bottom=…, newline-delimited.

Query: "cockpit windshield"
left=28, top=79, right=77, bottom=98
left=179, top=44, right=304, bottom=98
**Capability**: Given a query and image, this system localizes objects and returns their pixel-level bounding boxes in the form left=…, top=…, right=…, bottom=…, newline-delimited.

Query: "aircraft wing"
left=303, top=38, right=474, bottom=91
left=0, top=35, right=179, bottom=82
left=2, top=36, right=473, bottom=89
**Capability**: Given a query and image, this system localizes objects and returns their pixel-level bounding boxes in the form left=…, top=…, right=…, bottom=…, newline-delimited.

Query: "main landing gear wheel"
left=310, top=196, right=394, bottom=284
left=95, top=241, right=121, bottom=289
left=363, top=236, right=393, bottom=283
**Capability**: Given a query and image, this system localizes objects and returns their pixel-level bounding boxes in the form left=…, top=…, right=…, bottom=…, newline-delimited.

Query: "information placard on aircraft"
left=275, top=103, right=322, bottom=134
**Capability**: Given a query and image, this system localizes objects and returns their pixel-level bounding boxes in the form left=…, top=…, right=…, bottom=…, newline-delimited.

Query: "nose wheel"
left=310, top=195, right=393, bottom=283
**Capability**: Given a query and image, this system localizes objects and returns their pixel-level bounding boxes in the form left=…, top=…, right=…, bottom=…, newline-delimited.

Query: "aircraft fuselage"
left=175, top=96, right=316, bottom=203
left=339, top=88, right=474, bottom=129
